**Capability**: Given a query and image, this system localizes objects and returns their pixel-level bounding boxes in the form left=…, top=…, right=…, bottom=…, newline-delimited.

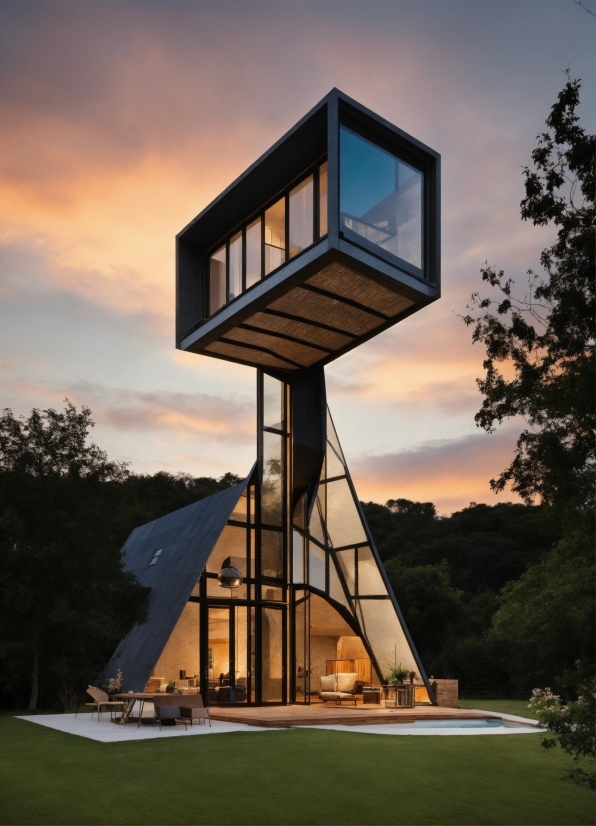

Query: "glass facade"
left=206, top=161, right=328, bottom=317
left=289, top=175, right=314, bottom=258
left=209, top=245, right=226, bottom=315
left=146, top=373, right=423, bottom=707
left=340, top=126, right=423, bottom=270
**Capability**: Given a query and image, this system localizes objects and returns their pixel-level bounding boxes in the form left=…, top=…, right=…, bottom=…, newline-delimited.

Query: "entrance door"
left=260, top=605, right=285, bottom=703
left=293, top=591, right=310, bottom=704
left=207, top=604, right=249, bottom=705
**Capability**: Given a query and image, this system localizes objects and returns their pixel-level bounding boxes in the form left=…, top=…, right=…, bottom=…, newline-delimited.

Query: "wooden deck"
left=209, top=703, right=495, bottom=728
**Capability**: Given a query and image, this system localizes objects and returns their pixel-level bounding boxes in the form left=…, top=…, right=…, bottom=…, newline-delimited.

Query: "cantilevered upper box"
left=176, top=89, right=440, bottom=373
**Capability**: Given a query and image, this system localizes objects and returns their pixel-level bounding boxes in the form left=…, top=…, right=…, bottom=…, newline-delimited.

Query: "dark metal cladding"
left=176, top=88, right=440, bottom=372
left=102, top=476, right=251, bottom=692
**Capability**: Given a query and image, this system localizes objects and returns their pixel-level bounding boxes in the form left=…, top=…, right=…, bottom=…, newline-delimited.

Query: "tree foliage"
left=529, top=670, right=596, bottom=790
left=0, top=402, right=241, bottom=711
left=463, top=76, right=595, bottom=512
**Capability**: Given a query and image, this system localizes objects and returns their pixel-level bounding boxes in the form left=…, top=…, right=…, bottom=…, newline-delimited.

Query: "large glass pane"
left=329, top=557, right=350, bottom=611
left=261, top=431, right=283, bottom=526
left=261, top=529, right=283, bottom=578
left=229, top=231, right=242, bottom=301
left=261, top=607, right=283, bottom=702
left=245, top=217, right=262, bottom=288
left=336, top=548, right=356, bottom=596
left=326, top=478, right=367, bottom=548
left=208, top=606, right=229, bottom=703
left=250, top=607, right=256, bottom=703
left=319, top=162, right=328, bottom=237
left=294, top=592, right=309, bottom=702
left=340, top=126, right=423, bottom=270
left=325, top=440, right=345, bottom=479
left=309, top=500, right=326, bottom=546
left=206, top=525, right=247, bottom=575
left=289, top=175, right=314, bottom=258
left=357, top=545, right=387, bottom=596
left=233, top=606, right=248, bottom=703
left=356, top=598, right=417, bottom=681
left=152, top=601, right=199, bottom=687
left=308, top=542, right=326, bottom=591
left=263, top=374, right=284, bottom=430
left=264, top=197, right=285, bottom=274
left=229, top=489, right=247, bottom=523
left=292, top=529, right=304, bottom=583
left=209, top=245, right=226, bottom=315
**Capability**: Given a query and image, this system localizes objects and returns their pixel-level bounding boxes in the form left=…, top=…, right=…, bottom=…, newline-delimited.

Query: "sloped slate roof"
left=103, top=474, right=251, bottom=692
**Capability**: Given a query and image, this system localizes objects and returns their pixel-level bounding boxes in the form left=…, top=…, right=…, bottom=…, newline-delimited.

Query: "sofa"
left=319, top=672, right=358, bottom=705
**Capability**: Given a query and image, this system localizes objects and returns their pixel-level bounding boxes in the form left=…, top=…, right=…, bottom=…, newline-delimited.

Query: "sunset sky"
left=0, top=0, right=594, bottom=513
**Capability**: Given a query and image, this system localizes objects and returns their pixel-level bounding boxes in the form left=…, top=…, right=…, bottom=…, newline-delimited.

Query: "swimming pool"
left=310, top=715, right=545, bottom=736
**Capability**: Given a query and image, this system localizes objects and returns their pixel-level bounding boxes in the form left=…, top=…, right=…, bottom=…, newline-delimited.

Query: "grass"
left=459, top=698, right=540, bottom=720
left=0, top=714, right=593, bottom=825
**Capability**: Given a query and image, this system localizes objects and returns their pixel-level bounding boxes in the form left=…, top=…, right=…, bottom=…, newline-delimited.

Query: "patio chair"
left=153, top=704, right=188, bottom=730
left=79, top=686, right=125, bottom=722
left=180, top=694, right=211, bottom=727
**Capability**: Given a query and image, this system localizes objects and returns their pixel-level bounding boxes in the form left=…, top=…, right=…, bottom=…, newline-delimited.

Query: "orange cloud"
left=350, top=425, right=524, bottom=514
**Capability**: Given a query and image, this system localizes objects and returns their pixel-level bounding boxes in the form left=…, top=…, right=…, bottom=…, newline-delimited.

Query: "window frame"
left=205, top=158, right=328, bottom=320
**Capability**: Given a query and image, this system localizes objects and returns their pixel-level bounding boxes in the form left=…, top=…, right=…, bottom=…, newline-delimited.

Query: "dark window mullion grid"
left=313, top=164, right=320, bottom=242
left=256, top=370, right=264, bottom=602
left=260, top=209, right=265, bottom=281
left=225, top=237, right=230, bottom=308
left=284, top=191, right=289, bottom=264
left=241, top=224, right=247, bottom=293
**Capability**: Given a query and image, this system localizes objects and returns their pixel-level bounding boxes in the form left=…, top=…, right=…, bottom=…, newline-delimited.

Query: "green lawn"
left=0, top=714, right=593, bottom=825
left=459, top=698, right=539, bottom=720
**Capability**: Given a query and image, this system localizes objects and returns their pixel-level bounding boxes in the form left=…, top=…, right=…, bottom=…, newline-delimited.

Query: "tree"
left=0, top=400, right=128, bottom=481
left=463, top=75, right=595, bottom=513
left=529, top=667, right=596, bottom=790
left=0, top=402, right=147, bottom=710
left=462, top=76, right=595, bottom=697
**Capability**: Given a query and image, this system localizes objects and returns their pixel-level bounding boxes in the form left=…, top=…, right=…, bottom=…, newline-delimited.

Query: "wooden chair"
left=78, top=686, right=125, bottom=722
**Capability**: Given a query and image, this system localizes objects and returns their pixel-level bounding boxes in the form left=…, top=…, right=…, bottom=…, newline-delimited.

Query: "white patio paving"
left=16, top=712, right=280, bottom=743
left=16, top=707, right=544, bottom=743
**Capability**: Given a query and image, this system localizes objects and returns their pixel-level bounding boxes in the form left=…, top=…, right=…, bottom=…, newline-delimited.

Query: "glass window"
left=245, top=217, right=261, bottom=288
left=319, top=162, right=328, bottom=237
left=229, top=489, right=247, bottom=523
left=262, top=585, right=284, bottom=601
left=292, top=529, right=304, bottom=583
left=264, top=197, right=285, bottom=275
left=261, top=431, right=283, bottom=526
left=289, top=175, right=313, bottom=258
left=357, top=546, right=387, bottom=596
left=208, top=606, right=230, bottom=688
left=263, top=373, right=284, bottom=430
left=261, top=607, right=283, bottom=702
left=229, top=231, right=242, bottom=301
left=308, top=542, right=326, bottom=591
left=261, top=529, right=283, bottom=578
left=206, top=525, right=247, bottom=574
left=340, top=126, right=423, bottom=270
left=325, top=478, right=367, bottom=549
left=209, top=245, right=226, bottom=315
left=336, top=548, right=356, bottom=596
left=355, top=598, right=417, bottom=680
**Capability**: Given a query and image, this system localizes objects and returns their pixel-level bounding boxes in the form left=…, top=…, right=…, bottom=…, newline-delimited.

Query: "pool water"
left=412, top=718, right=531, bottom=729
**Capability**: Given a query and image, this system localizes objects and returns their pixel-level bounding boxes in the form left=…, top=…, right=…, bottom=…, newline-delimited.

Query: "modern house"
left=106, top=89, right=441, bottom=707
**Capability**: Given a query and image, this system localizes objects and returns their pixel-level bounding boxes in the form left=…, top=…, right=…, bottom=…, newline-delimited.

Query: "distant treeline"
left=362, top=498, right=594, bottom=698
left=0, top=397, right=592, bottom=710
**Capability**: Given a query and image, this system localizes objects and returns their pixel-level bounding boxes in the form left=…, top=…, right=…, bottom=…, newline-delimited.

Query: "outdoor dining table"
left=113, top=693, right=160, bottom=725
